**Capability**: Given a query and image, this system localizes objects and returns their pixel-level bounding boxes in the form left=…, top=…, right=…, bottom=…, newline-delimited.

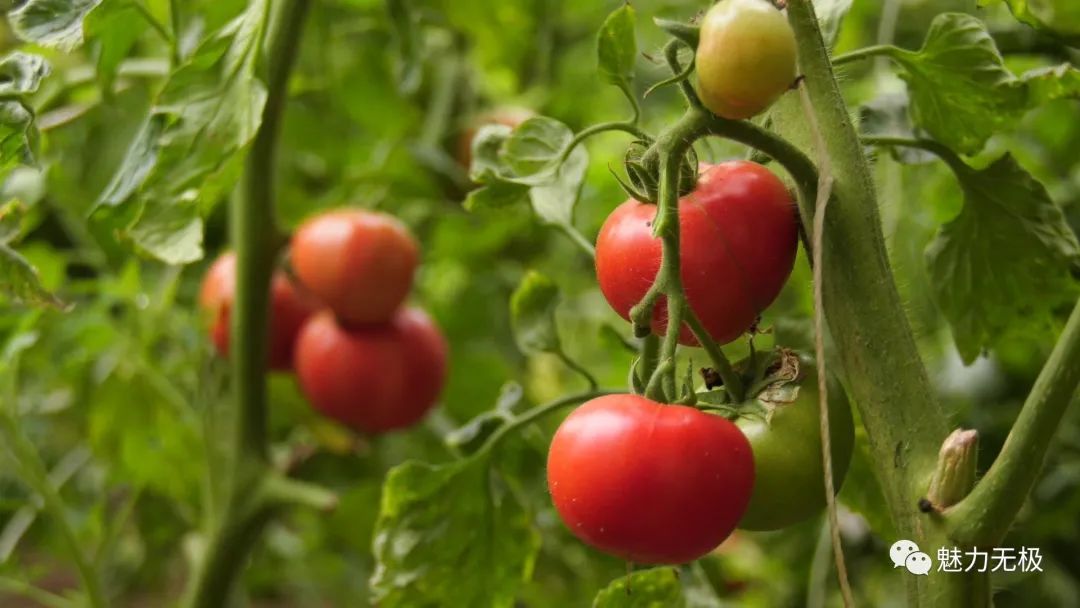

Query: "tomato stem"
left=829, top=43, right=900, bottom=67
left=184, top=0, right=313, bottom=606
left=946, top=296, right=1080, bottom=545
left=478, top=389, right=620, bottom=457
left=685, top=312, right=744, bottom=402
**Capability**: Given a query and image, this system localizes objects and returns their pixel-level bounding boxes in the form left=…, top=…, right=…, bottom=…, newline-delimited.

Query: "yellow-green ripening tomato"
left=695, top=0, right=798, bottom=120
left=736, top=365, right=854, bottom=531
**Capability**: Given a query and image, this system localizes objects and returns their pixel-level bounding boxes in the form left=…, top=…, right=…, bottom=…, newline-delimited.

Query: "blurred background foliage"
left=0, top=0, right=1078, bottom=606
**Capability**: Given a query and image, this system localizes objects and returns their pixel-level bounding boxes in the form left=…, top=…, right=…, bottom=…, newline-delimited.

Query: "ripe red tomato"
left=199, top=252, right=319, bottom=370
left=546, top=394, right=754, bottom=564
left=595, top=161, right=797, bottom=345
left=695, top=0, right=798, bottom=120
left=291, top=209, right=419, bottom=326
left=293, top=308, right=447, bottom=434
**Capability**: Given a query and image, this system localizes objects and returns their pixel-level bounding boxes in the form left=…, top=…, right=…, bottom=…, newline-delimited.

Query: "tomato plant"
left=199, top=252, right=319, bottom=370
left=695, top=0, right=798, bottom=120
left=547, top=394, right=754, bottom=564
left=736, top=363, right=855, bottom=531
left=294, top=308, right=447, bottom=434
left=291, top=209, right=419, bottom=326
left=595, top=161, right=797, bottom=345
left=2, top=0, right=1080, bottom=607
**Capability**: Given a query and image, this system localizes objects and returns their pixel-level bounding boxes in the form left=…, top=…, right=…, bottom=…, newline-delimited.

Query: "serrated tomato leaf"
left=889, top=13, right=1080, bottom=155
left=92, top=0, right=270, bottom=264
left=890, top=14, right=1020, bottom=155
left=371, top=458, right=539, bottom=607
left=926, top=154, right=1080, bottom=362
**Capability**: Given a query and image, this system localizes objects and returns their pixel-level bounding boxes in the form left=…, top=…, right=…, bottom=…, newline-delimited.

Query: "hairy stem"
left=783, top=1, right=950, bottom=604
left=830, top=44, right=900, bottom=66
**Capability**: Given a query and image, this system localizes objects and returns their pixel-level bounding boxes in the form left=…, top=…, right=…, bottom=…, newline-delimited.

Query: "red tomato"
left=546, top=394, right=754, bottom=564
left=595, top=161, right=797, bottom=345
left=199, top=252, right=319, bottom=371
left=293, top=308, right=448, bottom=434
left=291, top=210, right=419, bottom=326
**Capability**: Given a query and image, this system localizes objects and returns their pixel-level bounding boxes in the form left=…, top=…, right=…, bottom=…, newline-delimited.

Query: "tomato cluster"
left=546, top=367, right=854, bottom=565
left=552, top=137, right=841, bottom=563
left=199, top=209, right=447, bottom=435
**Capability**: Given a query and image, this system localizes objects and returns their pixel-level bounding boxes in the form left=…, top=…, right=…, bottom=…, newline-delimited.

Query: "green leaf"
left=0, top=200, right=26, bottom=244
left=371, top=459, right=540, bottom=607
left=529, top=145, right=587, bottom=226
left=9, top=0, right=104, bottom=51
left=500, top=117, right=575, bottom=184
left=468, top=124, right=514, bottom=183
left=510, top=271, right=562, bottom=355
left=1017, top=63, right=1080, bottom=106
left=0, top=53, right=51, bottom=97
left=889, top=13, right=1080, bottom=155
left=92, top=0, right=270, bottom=264
left=593, top=568, right=685, bottom=608
left=980, top=0, right=1080, bottom=42
left=597, top=4, right=637, bottom=87
left=926, top=154, right=1080, bottom=362
left=890, top=13, right=1020, bottom=155
left=0, top=243, right=65, bottom=308
left=0, top=102, right=34, bottom=173
left=85, top=2, right=147, bottom=92
left=463, top=181, right=530, bottom=212
left=127, top=200, right=205, bottom=264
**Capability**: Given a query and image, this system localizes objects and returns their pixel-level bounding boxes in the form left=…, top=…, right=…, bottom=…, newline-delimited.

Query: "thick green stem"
left=782, top=1, right=951, bottom=604
left=184, top=1, right=311, bottom=606
left=946, top=298, right=1080, bottom=545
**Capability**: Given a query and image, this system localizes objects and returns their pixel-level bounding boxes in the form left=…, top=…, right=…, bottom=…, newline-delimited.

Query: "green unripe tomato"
left=736, top=365, right=854, bottom=531
left=695, top=0, right=798, bottom=120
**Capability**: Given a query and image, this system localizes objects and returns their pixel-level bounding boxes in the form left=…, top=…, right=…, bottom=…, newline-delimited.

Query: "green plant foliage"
left=927, top=153, right=1080, bottom=362
left=371, top=458, right=540, bottom=607
left=1, top=0, right=1079, bottom=606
